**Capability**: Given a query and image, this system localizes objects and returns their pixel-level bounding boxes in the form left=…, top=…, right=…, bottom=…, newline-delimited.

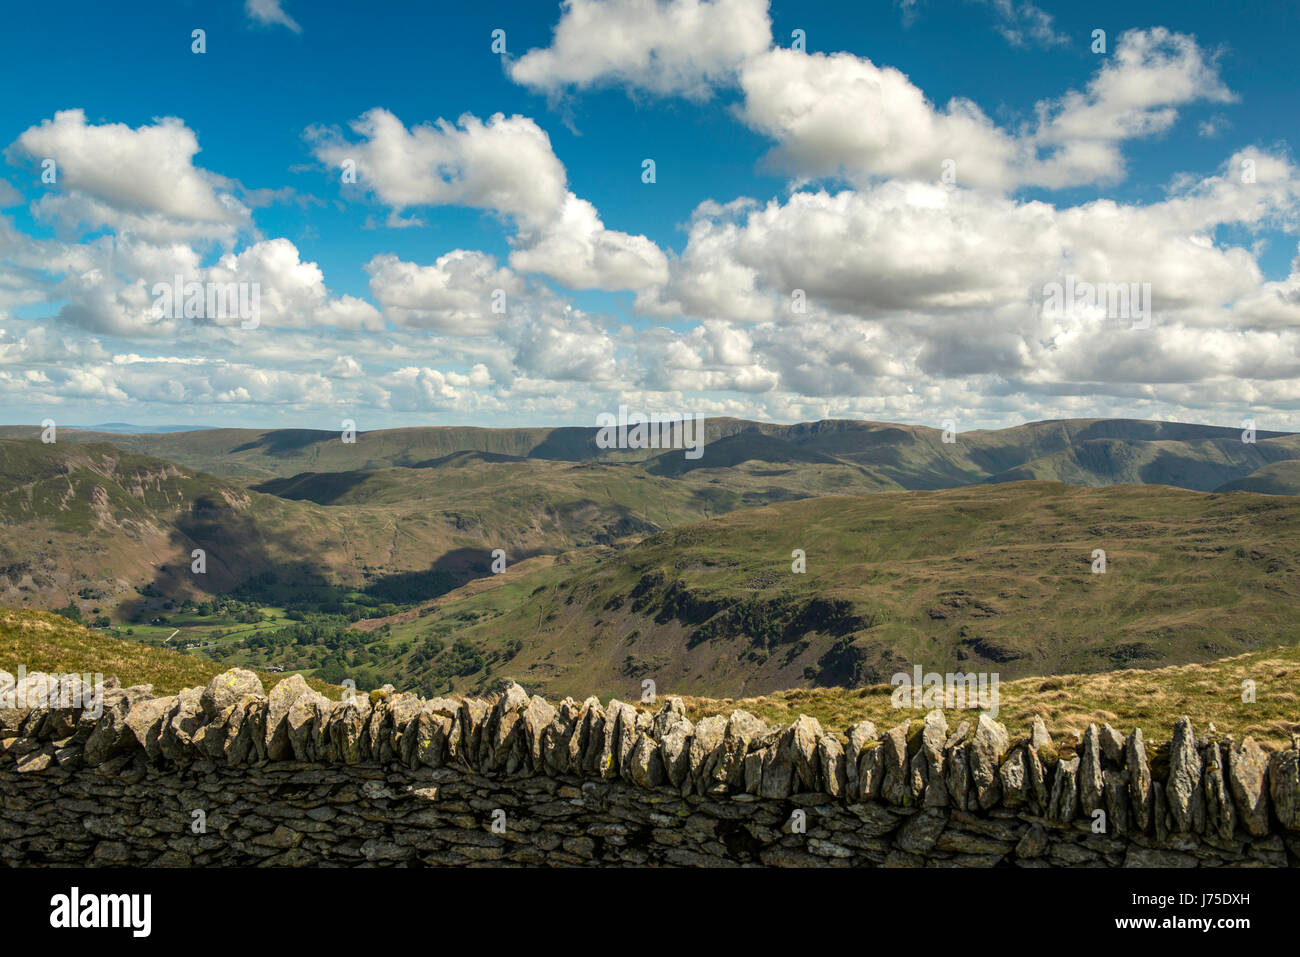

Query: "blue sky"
left=1, top=0, right=1298, bottom=431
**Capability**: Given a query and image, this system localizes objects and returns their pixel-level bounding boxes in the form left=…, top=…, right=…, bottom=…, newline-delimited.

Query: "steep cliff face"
left=2, top=668, right=1297, bottom=867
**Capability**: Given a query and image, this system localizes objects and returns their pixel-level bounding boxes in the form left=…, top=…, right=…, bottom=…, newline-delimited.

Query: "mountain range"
left=4, top=417, right=1296, bottom=490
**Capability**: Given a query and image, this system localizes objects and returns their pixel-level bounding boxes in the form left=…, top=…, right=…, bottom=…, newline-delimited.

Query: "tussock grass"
left=675, top=645, right=1300, bottom=749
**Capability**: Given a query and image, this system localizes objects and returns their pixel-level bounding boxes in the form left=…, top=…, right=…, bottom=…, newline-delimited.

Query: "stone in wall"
left=1, top=668, right=1298, bottom=868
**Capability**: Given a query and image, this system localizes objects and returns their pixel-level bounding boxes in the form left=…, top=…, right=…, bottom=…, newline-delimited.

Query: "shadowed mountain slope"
left=1216, top=460, right=1300, bottom=495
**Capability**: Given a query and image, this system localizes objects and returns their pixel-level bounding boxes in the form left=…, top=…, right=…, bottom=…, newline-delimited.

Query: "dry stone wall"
left=2, top=668, right=1299, bottom=867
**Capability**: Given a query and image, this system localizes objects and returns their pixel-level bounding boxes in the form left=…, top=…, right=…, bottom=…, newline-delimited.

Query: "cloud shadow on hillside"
left=363, top=546, right=544, bottom=604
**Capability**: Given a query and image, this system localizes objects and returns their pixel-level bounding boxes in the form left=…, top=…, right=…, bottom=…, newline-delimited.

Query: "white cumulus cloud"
left=509, top=0, right=772, bottom=98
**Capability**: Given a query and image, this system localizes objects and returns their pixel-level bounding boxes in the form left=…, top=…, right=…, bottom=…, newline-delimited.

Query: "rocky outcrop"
left=1, top=669, right=1298, bottom=867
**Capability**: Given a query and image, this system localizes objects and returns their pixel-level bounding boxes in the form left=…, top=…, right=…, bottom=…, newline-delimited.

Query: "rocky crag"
left=2, top=668, right=1298, bottom=867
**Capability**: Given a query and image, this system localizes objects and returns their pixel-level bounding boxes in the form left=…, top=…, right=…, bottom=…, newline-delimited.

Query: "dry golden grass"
left=674, top=647, right=1300, bottom=749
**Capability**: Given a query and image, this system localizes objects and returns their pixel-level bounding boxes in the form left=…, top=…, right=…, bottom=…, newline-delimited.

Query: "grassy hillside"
left=682, top=644, right=1300, bottom=749
left=0, top=439, right=882, bottom=619
left=983, top=436, right=1300, bottom=490
left=0, top=440, right=355, bottom=612
left=1216, top=460, right=1300, bottom=495
left=0, top=442, right=672, bottom=616
left=0, top=608, right=340, bottom=697
left=365, top=482, right=1300, bottom=700
left=0, top=426, right=591, bottom=481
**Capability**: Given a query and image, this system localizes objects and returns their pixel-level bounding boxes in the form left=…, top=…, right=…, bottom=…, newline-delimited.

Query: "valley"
left=1, top=416, right=1298, bottom=702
